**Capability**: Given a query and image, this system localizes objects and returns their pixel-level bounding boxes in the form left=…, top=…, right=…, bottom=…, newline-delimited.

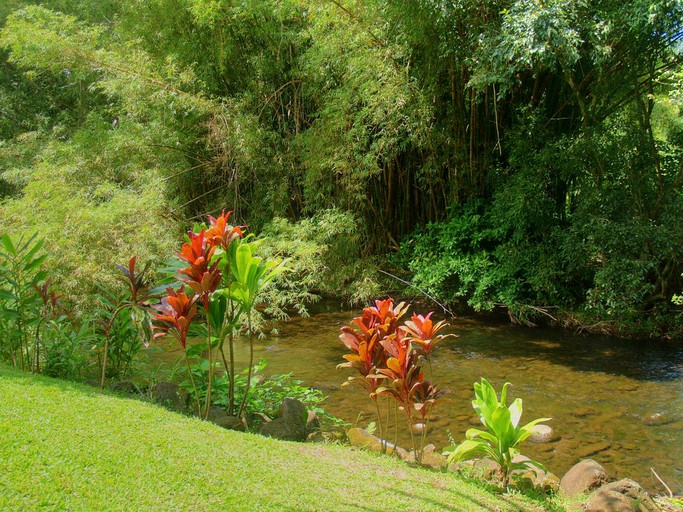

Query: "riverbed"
left=148, top=303, right=683, bottom=495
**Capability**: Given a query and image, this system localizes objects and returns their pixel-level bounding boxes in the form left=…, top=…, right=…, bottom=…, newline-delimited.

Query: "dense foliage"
left=1, top=0, right=682, bottom=336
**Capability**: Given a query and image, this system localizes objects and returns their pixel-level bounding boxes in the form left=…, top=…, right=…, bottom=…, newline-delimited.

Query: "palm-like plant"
left=227, top=238, right=285, bottom=417
left=445, top=378, right=550, bottom=487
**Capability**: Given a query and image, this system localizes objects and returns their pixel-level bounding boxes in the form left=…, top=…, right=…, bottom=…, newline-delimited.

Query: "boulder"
left=213, top=415, right=246, bottom=431
left=306, top=410, right=320, bottom=434
left=529, top=424, right=556, bottom=443
left=110, top=380, right=139, bottom=396
left=346, top=427, right=408, bottom=457
left=451, top=455, right=558, bottom=492
left=152, top=382, right=187, bottom=413
left=510, top=455, right=560, bottom=494
left=208, top=405, right=228, bottom=422
left=560, top=459, right=610, bottom=497
left=259, top=398, right=308, bottom=442
left=584, top=479, right=659, bottom=512
left=451, top=458, right=503, bottom=482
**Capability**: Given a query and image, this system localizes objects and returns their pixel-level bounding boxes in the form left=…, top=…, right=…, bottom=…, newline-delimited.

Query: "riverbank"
left=0, top=365, right=555, bottom=511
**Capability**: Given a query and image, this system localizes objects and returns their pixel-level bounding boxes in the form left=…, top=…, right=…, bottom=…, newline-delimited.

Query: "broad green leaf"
left=1, top=234, right=16, bottom=256
left=508, top=398, right=523, bottom=428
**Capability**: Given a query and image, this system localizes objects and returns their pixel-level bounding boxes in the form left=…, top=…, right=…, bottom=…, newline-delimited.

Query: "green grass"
left=0, top=366, right=553, bottom=511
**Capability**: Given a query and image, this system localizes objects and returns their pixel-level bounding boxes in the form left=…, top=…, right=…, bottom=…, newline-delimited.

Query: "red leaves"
left=153, top=208, right=245, bottom=349
left=152, top=288, right=197, bottom=349
left=34, top=278, right=61, bottom=311
left=178, top=230, right=222, bottom=296
left=339, top=299, right=454, bottom=416
left=403, top=312, right=456, bottom=356
left=115, top=256, right=152, bottom=304
left=206, top=210, right=244, bottom=251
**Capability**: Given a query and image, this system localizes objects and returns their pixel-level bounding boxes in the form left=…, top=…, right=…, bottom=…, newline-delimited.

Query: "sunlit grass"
left=0, top=365, right=553, bottom=511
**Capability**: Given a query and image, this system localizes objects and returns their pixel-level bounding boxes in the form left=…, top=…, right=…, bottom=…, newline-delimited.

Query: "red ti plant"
left=403, top=312, right=456, bottom=378
left=338, top=299, right=452, bottom=464
left=176, top=229, right=223, bottom=417
left=337, top=299, right=409, bottom=451
left=206, top=210, right=244, bottom=251
left=205, top=210, right=244, bottom=415
left=153, top=287, right=201, bottom=414
left=153, top=209, right=282, bottom=422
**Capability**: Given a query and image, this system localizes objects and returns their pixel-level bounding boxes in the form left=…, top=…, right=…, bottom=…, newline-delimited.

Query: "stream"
left=148, top=302, right=683, bottom=495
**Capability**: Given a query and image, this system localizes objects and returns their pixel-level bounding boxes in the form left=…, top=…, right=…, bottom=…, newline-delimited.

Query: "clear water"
left=148, top=303, right=683, bottom=494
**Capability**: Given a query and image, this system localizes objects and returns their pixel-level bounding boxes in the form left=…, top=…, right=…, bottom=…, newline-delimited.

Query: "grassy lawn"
left=0, top=366, right=553, bottom=511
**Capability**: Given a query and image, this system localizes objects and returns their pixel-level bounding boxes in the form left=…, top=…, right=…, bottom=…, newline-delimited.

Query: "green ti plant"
left=0, top=233, right=55, bottom=372
left=153, top=210, right=284, bottom=420
left=338, top=299, right=454, bottom=463
left=444, top=378, right=551, bottom=488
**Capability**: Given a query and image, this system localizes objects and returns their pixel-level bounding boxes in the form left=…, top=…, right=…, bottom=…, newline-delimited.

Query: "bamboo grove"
left=1, top=0, right=683, bottom=336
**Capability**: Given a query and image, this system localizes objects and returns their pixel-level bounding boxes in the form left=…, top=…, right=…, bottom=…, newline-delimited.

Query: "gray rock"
left=306, top=430, right=345, bottom=443
left=510, top=455, right=560, bottom=493
left=402, top=448, right=447, bottom=470
left=152, top=382, right=187, bottom=413
left=213, top=415, right=245, bottom=431
left=585, top=479, right=658, bottom=512
left=208, top=405, right=227, bottom=422
left=560, top=459, right=610, bottom=497
left=110, top=380, right=139, bottom=396
left=529, top=424, right=555, bottom=443
left=454, top=456, right=558, bottom=492
left=451, top=458, right=503, bottom=482
left=259, top=398, right=308, bottom=442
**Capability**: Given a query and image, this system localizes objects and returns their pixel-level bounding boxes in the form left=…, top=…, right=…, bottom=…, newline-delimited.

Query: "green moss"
left=0, top=365, right=554, bottom=511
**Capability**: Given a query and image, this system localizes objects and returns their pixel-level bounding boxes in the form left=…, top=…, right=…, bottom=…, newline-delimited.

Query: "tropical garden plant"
left=96, top=256, right=156, bottom=387
left=338, top=299, right=453, bottom=463
left=444, top=378, right=551, bottom=488
left=153, top=210, right=285, bottom=420
left=0, top=233, right=51, bottom=372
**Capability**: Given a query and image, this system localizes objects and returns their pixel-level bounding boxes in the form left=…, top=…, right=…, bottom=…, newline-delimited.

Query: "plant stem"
left=227, top=329, right=235, bottom=415
left=100, top=305, right=127, bottom=388
left=408, top=411, right=419, bottom=464
left=237, top=309, right=253, bottom=418
left=185, top=353, right=201, bottom=417
left=373, top=396, right=385, bottom=453
left=393, top=402, right=399, bottom=457
left=203, top=297, right=213, bottom=419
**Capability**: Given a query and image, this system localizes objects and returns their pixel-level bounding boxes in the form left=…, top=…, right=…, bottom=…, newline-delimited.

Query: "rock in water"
left=529, top=424, right=555, bottom=443
left=641, top=412, right=672, bottom=426
left=560, top=459, right=610, bottom=497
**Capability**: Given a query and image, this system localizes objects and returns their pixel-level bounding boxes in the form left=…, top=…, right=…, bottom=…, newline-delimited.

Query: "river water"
left=149, top=303, right=683, bottom=495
